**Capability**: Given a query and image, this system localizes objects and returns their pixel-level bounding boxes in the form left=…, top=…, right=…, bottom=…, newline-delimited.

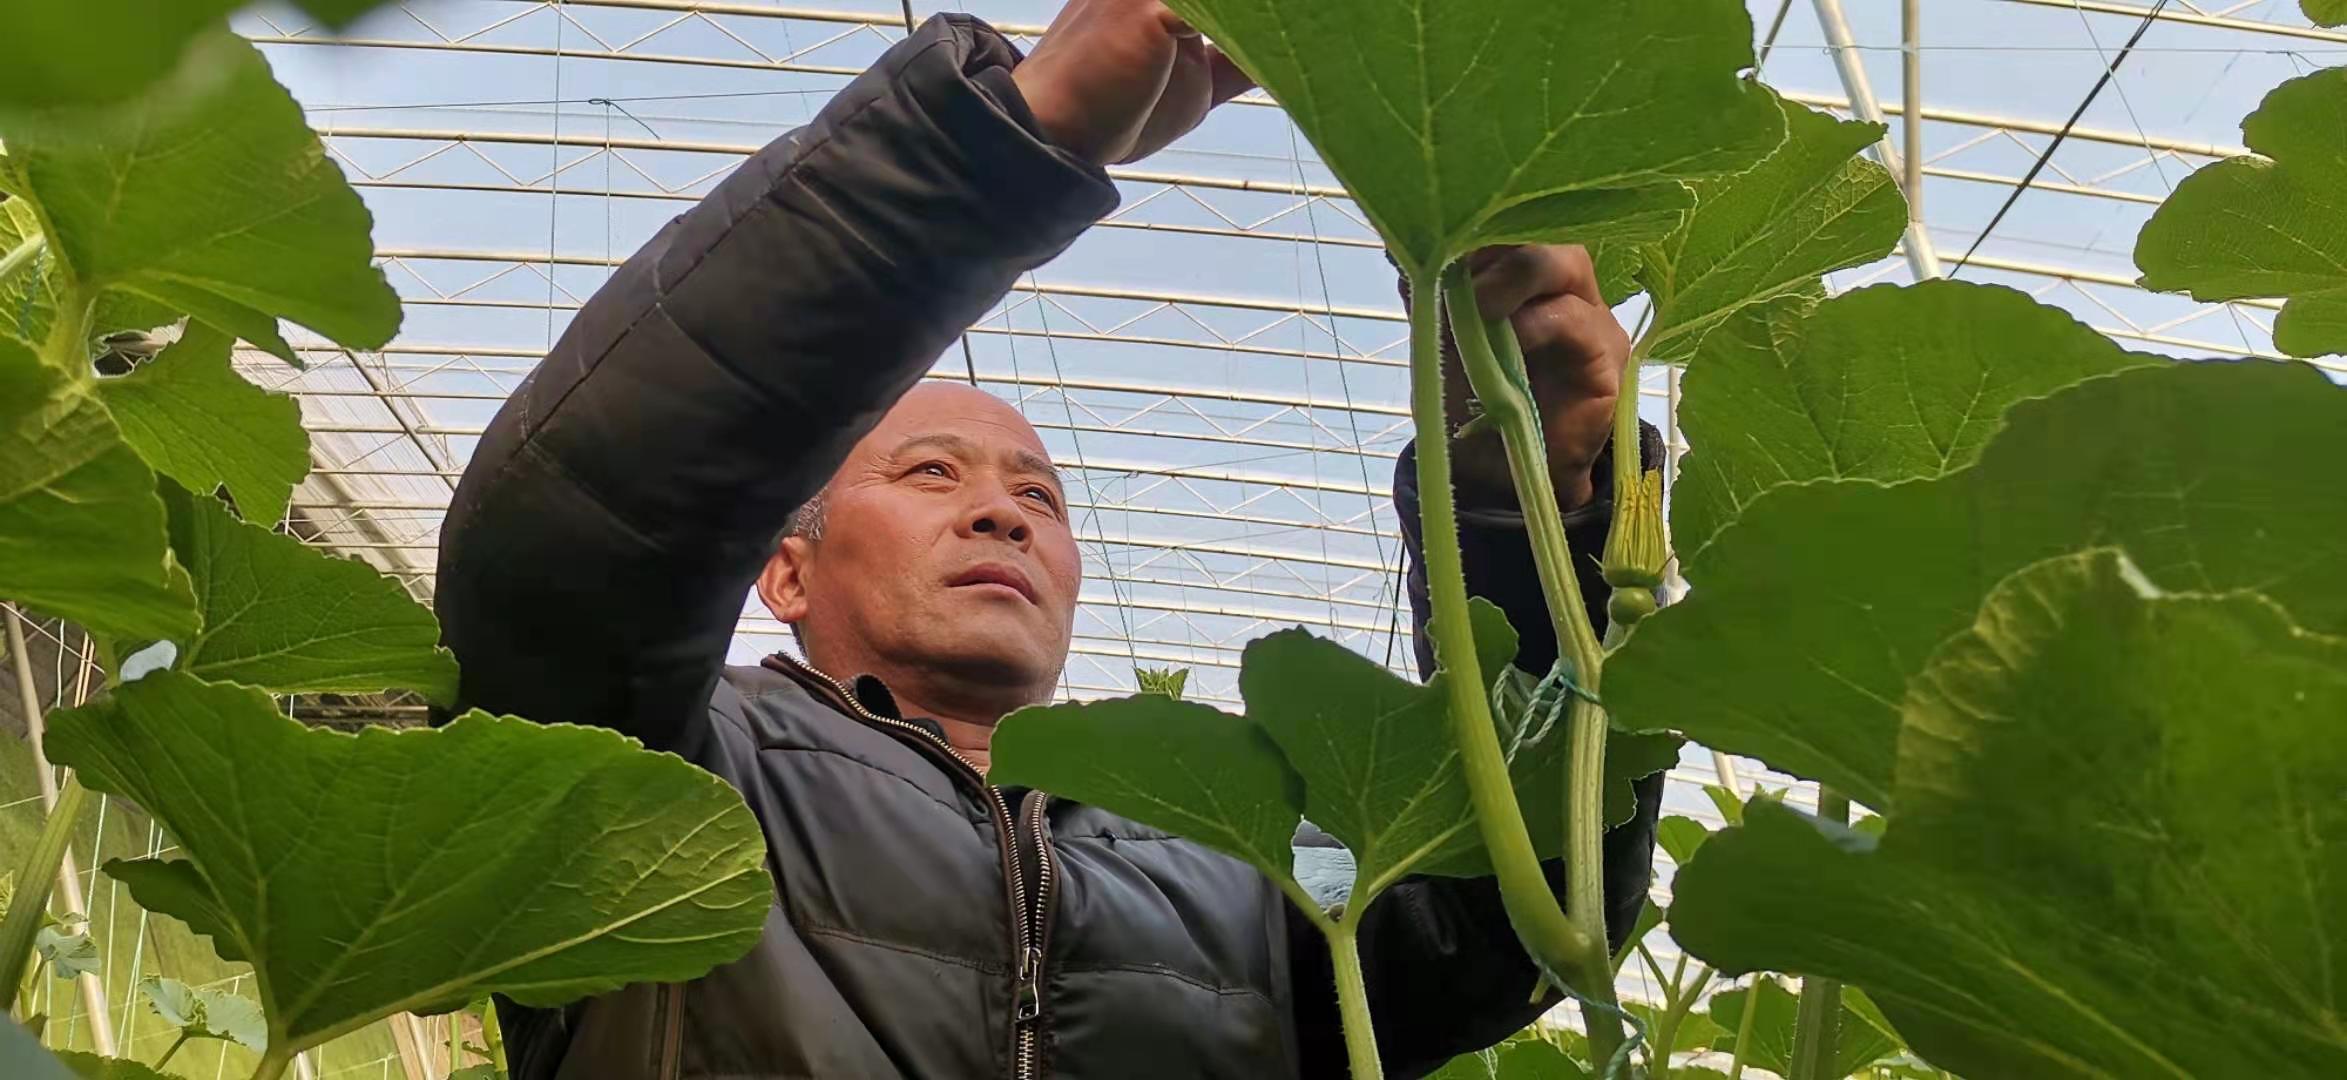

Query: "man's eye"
left=914, top=462, right=951, bottom=478
left=1022, top=488, right=1058, bottom=507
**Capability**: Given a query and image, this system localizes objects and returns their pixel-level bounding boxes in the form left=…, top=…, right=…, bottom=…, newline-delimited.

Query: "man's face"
left=762, top=384, right=1082, bottom=703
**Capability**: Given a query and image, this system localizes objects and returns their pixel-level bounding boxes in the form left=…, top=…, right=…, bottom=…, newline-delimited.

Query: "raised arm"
left=434, top=15, right=1115, bottom=748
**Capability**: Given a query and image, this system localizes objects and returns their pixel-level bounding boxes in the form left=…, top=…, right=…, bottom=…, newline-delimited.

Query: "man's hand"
left=1013, top=0, right=1253, bottom=166
left=1441, top=245, right=1629, bottom=512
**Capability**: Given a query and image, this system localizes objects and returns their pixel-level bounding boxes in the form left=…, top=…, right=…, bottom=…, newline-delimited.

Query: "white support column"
left=1812, top=0, right=1943, bottom=279
left=6, top=607, right=116, bottom=1056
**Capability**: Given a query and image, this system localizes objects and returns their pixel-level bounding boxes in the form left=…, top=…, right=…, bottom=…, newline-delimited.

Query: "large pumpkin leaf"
left=2134, top=68, right=2347, bottom=358
left=3, top=197, right=188, bottom=348
left=1672, top=281, right=2151, bottom=558
left=1635, top=95, right=1906, bottom=363
left=2311, top=1, right=2347, bottom=28
left=101, top=324, right=308, bottom=525
left=1701, top=978, right=1900, bottom=1078
left=161, top=482, right=456, bottom=702
left=1244, top=600, right=1674, bottom=888
left=1163, top=0, right=1783, bottom=270
left=46, top=671, right=771, bottom=1055
left=53, top=1054, right=175, bottom=1080
left=0, top=338, right=197, bottom=641
left=0, top=34, right=399, bottom=362
left=990, top=694, right=1307, bottom=888
left=1669, top=551, right=2347, bottom=1078
left=0, top=2, right=394, bottom=110
left=1610, top=360, right=2347, bottom=808
left=1241, top=602, right=1516, bottom=894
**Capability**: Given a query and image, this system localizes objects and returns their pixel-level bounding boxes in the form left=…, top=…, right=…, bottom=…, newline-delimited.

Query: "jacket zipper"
left=1013, top=790, right=1057, bottom=1079
left=773, top=656, right=1054, bottom=1079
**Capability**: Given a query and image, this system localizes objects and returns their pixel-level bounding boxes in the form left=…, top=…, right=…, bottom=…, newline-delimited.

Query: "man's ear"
left=757, top=538, right=814, bottom=626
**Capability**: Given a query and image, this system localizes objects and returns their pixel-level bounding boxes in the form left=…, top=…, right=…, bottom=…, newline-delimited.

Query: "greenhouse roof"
left=231, top=0, right=2341, bottom=1000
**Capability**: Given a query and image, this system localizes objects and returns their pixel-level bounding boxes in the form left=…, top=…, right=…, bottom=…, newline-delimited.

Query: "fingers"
left=1511, top=292, right=1629, bottom=391
left=1206, top=46, right=1256, bottom=105
left=1154, top=2, right=1198, bottom=38
left=1466, top=244, right=1604, bottom=320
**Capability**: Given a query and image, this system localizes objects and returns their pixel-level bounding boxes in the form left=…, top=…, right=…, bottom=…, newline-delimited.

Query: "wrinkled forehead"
left=848, top=382, right=1058, bottom=475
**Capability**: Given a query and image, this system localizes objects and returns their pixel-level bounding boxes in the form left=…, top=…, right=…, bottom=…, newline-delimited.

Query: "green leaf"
left=100, top=323, right=308, bottom=525
left=1655, top=815, right=1710, bottom=866
left=3, top=198, right=179, bottom=351
left=0, top=339, right=198, bottom=641
left=1239, top=601, right=1517, bottom=894
left=1673, top=281, right=2151, bottom=558
left=1638, top=95, right=1908, bottom=365
left=2310, top=1, right=2347, bottom=28
left=1610, top=360, right=2347, bottom=807
left=1703, top=976, right=1899, bottom=1077
left=0, top=34, right=400, bottom=361
left=34, top=926, right=99, bottom=979
left=1133, top=666, right=1189, bottom=700
left=1245, top=601, right=1676, bottom=886
left=0, top=3, right=394, bottom=111
left=52, top=1053, right=177, bottom=1080
left=991, top=694, right=1307, bottom=888
left=162, top=482, right=457, bottom=702
left=1430, top=1039, right=1592, bottom=1080
left=1670, top=550, right=2347, bottom=1078
left=1163, top=0, right=1782, bottom=269
left=2134, top=68, right=2347, bottom=358
left=1699, top=784, right=1744, bottom=826
left=46, top=671, right=772, bottom=1055
left=140, top=976, right=266, bottom=1053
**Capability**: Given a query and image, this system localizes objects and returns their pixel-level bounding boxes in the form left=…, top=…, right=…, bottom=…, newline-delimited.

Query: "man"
left=436, top=2, right=1661, bottom=1077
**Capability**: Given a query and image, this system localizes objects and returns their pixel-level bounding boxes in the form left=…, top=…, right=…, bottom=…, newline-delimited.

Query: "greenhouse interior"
left=4, top=1, right=2342, bottom=1079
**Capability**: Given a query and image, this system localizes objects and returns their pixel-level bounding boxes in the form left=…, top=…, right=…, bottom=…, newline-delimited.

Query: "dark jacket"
left=435, top=15, right=1662, bottom=1080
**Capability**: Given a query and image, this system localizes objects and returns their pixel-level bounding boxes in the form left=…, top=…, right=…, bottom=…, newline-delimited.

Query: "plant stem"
left=1788, top=789, right=1852, bottom=1080
left=448, top=1004, right=465, bottom=1072
left=1726, top=977, right=1763, bottom=1080
left=250, top=1046, right=296, bottom=1080
left=156, top=1031, right=193, bottom=1070
left=483, top=1000, right=507, bottom=1075
left=1406, top=274, right=1604, bottom=990
left=1323, top=917, right=1384, bottom=1080
left=1438, top=270, right=1627, bottom=1068
left=39, top=283, right=94, bottom=385
left=0, top=232, right=44, bottom=289
left=0, top=776, right=87, bottom=1013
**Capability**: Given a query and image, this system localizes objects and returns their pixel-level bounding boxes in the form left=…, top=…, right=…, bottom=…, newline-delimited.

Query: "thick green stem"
left=1788, top=789, right=1852, bottom=1080
left=449, top=1004, right=466, bottom=1072
left=1407, top=274, right=1602, bottom=992
left=0, top=776, right=87, bottom=1013
left=1324, top=917, right=1384, bottom=1080
left=483, top=1000, right=507, bottom=1075
left=250, top=1046, right=295, bottom=1080
left=156, top=1031, right=193, bottom=1070
left=39, top=284, right=94, bottom=385
left=1441, top=272, right=1626, bottom=1068
left=0, top=232, right=44, bottom=289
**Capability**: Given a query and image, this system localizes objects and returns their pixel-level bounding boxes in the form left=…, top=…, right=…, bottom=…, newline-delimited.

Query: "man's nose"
left=959, top=489, right=1032, bottom=545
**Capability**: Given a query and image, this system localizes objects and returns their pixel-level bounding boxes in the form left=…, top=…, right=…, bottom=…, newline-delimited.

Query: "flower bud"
left=1601, top=468, right=1668, bottom=591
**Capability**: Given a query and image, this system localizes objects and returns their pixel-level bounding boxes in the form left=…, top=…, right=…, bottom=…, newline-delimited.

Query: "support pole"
left=1903, top=0, right=1925, bottom=225
left=1812, top=0, right=1942, bottom=279
left=5, top=607, right=116, bottom=1054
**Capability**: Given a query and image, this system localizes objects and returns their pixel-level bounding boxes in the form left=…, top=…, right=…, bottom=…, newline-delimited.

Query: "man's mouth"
left=947, top=563, right=1040, bottom=605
